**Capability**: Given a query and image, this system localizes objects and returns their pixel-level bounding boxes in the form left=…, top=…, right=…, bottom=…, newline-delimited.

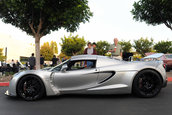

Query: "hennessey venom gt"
left=5, top=55, right=167, bottom=101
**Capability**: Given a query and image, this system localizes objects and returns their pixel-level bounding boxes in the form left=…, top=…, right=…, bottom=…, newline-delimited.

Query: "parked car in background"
left=143, top=53, right=164, bottom=61
left=0, top=61, right=26, bottom=75
left=164, top=54, right=172, bottom=72
left=18, top=61, right=26, bottom=70
left=143, top=53, right=172, bottom=72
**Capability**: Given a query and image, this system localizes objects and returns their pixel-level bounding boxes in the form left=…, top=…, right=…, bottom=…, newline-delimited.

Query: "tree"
left=119, top=40, right=132, bottom=53
left=96, top=41, right=110, bottom=56
left=60, top=34, right=86, bottom=56
left=154, top=41, right=172, bottom=53
left=131, top=0, right=172, bottom=30
left=40, top=42, right=53, bottom=61
left=0, top=48, right=6, bottom=61
left=133, top=38, right=154, bottom=56
left=50, top=41, right=58, bottom=54
left=0, top=0, right=93, bottom=69
left=58, top=52, right=70, bottom=61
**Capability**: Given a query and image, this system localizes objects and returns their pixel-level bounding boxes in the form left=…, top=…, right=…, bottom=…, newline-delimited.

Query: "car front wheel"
left=132, top=70, right=162, bottom=98
left=17, top=75, right=45, bottom=101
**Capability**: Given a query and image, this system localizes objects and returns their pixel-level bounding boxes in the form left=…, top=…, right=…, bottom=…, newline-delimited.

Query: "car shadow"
left=43, top=94, right=135, bottom=100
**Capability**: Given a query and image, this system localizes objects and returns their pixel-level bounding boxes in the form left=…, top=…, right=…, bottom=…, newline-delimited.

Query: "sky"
left=0, top=0, right=172, bottom=57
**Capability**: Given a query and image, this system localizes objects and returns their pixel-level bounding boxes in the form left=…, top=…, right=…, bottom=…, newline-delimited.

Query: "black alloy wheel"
left=132, top=70, right=162, bottom=98
left=17, top=75, right=45, bottom=101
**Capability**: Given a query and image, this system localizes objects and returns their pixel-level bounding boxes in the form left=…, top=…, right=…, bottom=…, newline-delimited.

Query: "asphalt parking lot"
left=167, top=71, right=172, bottom=77
left=0, top=82, right=172, bottom=115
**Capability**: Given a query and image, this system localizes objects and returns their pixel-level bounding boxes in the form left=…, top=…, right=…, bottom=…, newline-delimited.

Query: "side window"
left=67, top=60, right=96, bottom=71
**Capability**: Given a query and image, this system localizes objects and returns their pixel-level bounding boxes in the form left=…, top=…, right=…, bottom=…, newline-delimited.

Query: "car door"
left=52, top=60, right=99, bottom=91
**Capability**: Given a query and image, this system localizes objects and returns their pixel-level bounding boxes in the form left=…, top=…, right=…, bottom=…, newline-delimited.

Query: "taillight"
left=163, top=64, right=166, bottom=68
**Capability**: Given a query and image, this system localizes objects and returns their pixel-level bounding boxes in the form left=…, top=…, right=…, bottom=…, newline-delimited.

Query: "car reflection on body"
left=6, top=55, right=167, bottom=101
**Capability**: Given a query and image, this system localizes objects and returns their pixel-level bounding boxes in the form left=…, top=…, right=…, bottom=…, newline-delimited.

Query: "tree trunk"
left=29, top=17, right=43, bottom=70
left=35, top=36, right=40, bottom=70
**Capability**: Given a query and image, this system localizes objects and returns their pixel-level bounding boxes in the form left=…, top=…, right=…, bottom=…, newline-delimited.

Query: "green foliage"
left=0, top=0, right=93, bottom=36
left=105, top=52, right=111, bottom=57
left=58, top=52, right=70, bottom=61
left=0, top=48, right=6, bottom=61
left=133, top=54, right=142, bottom=61
left=119, top=40, right=132, bottom=52
left=96, top=41, right=110, bottom=56
left=50, top=41, right=58, bottom=54
left=154, top=41, right=172, bottom=53
left=0, top=0, right=93, bottom=69
left=131, top=0, right=172, bottom=30
left=60, top=34, right=86, bottom=56
left=133, top=38, right=154, bottom=57
left=40, top=42, right=53, bottom=61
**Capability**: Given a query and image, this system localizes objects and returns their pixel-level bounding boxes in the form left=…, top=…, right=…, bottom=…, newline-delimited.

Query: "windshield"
left=50, top=59, right=70, bottom=72
left=165, top=54, right=172, bottom=59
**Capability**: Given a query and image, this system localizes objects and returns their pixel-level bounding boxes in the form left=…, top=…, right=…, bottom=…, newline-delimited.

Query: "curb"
left=0, top=82, right=9, bottom=86
left=168, top=77, right=172, bottom=82
left=0, top=77, right=172, bottom=87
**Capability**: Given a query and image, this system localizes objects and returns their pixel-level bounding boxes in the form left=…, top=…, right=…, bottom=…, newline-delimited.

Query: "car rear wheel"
left=17, top=75, right=45, bottom=101
left=132, top=70, right=162, bottom=98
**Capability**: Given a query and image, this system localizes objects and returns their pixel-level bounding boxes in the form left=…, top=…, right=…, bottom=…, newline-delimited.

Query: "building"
left=0, top=33, right=35, bottom=62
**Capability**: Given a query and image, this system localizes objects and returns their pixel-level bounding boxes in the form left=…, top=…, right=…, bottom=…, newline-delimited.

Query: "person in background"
left=84, top=42, right=97, bottom=67
left=10, top=59, right=17, bottom=72
left=52, top=55, right=58, bottom=66
left=25, top=62, right=29, bottom=70
left=84, top=42, right=97, bottom=55
left=40, top=54, right=44, bottom=69
left=109, top=38, right=122, bottom=60
left=16, top=60, right=20, bottom=72
left=92, top=42, right=97, bottom=54
left=0, top=61, right=2, bottom=76
left=10, top=59, right=15, bottom=68
left=92, top=42, right=97, bottom=49
left=44, top=63, right=47, bottom=67
left=62, top=56, right=67, bottom=62
left=57, top=56, right=61, bottom=64
left=16, top=60, right=20, bottom=67
left=28, top=53, right=36, bottom=70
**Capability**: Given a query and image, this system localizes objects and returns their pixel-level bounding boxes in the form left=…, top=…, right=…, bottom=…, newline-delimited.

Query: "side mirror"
left=61, top=64, right=68, bottom=72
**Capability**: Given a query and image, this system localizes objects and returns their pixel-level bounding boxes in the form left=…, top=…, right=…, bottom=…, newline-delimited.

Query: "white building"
left=0, top=33, right=35, bottom=62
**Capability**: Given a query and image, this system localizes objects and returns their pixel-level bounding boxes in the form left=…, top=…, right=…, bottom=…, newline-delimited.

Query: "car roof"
left=71, top=55, right=110, bottom=61
left=143, top=53, right=164, bottom=59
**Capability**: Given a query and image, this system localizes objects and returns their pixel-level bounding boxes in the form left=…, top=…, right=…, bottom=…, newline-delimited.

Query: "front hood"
left=12, top=69, right=51, bottom=80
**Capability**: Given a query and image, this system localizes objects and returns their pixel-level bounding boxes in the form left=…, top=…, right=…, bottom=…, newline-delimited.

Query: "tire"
left=132, top=70, right=162, bottom=98
left=17, top=75, right=45, bottom=101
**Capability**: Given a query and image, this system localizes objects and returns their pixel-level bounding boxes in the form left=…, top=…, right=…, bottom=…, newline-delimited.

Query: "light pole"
left=5, top=47, right=7, bottom=63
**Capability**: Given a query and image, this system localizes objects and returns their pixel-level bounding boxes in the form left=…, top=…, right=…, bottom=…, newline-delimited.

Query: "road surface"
left=0, top=83, right=172, bottom=115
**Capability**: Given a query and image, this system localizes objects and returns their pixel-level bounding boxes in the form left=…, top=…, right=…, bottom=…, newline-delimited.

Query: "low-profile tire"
left=132, top=70, right=162, bottom=98
left=17, top=75, right=45, bottom=101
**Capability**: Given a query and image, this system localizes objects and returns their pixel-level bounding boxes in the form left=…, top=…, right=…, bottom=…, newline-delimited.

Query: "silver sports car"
left=6, top=55, right=167, bottom=101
